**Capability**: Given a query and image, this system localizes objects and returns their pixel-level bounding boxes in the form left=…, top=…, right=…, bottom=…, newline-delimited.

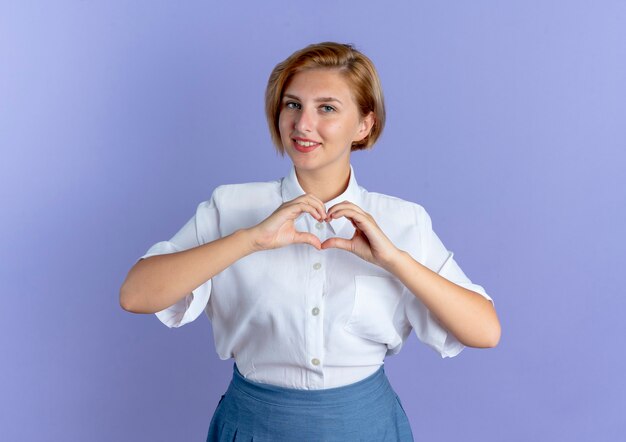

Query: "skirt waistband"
left=229, top=363, right=390, bottom=407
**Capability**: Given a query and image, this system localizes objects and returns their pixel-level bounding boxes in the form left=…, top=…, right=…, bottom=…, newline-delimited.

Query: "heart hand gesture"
left=321, top=201, right=400, bottom=270
left=249, top=194, right=327, bottom=251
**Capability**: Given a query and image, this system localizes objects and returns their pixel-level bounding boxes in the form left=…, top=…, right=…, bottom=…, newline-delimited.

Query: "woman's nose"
left=294, top=107, right=314, bottom=133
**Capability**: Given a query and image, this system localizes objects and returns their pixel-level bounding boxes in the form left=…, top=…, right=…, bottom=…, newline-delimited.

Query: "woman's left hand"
left=320, top=201, right=401, bottom=269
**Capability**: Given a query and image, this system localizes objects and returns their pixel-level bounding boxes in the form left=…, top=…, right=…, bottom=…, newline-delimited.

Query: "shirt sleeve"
left=404, top=205, right=494, bottom=358
left=137, top=189, right=222, bottom=328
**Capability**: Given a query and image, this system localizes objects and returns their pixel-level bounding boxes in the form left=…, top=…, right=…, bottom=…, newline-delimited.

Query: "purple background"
left=2, top=1, right=625, bottom=441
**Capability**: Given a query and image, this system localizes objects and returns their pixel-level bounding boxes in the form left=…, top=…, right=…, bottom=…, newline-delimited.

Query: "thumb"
left=293, top=232, right=322, bottom=250
left=321, top=237, right=353, bottom=252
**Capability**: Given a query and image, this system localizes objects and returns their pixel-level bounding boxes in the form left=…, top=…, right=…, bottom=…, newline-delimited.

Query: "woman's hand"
left=321, top=201, right=401, bottom=269
left=248, top=194, right=328, bottom=251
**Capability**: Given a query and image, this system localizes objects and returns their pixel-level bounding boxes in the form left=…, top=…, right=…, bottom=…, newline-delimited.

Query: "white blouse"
left=139, top=164, right=494, bottom=390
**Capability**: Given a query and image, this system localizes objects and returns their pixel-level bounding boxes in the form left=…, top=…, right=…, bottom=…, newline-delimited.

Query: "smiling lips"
left=293, top=137, right=320, bottom=153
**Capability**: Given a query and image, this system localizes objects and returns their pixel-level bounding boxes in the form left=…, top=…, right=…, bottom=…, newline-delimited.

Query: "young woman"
left=120, top=42, right=501, bottom=441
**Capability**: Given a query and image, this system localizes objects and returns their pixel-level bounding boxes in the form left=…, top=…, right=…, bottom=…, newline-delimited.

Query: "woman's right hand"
left=247, top=194, right=328, bottom=251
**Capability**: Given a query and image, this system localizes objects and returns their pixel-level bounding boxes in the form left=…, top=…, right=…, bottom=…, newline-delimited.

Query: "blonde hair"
left=265, top=42, right=386, bottom=154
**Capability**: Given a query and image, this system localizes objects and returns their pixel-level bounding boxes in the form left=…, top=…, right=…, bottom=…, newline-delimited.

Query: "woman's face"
left=278, top=69, right=373, bottom=175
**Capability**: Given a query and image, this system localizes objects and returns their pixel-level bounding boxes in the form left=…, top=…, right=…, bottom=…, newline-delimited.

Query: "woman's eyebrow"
left=283, top=94, right=343, bottom=105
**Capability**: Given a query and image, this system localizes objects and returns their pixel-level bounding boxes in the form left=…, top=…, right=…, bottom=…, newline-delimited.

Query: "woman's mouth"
left=293, top=138, right=320, bottom=153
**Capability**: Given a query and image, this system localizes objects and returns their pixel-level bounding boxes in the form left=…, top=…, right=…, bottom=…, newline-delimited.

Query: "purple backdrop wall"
left=2, top=1, right=625, bottom=441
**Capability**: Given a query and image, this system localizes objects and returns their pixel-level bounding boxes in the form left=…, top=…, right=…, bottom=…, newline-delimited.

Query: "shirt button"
left=313, top=262, right=322, bottom=270
left=311, top=307, right=320, bottom=316
left=311, top=358, right=320, bottom=366
left=315, top=222, right=324, bottom=230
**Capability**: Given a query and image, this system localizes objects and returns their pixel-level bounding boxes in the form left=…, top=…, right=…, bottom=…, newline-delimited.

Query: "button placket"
left=305, top=239, right=325, bottom=385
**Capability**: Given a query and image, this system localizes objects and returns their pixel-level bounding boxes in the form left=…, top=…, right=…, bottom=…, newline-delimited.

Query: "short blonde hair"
left=265, top=42, right=386, bottom=154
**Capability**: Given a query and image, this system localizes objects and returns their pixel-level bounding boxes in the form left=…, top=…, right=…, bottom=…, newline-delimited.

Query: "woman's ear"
left=354, top=111, right=375, bottom=142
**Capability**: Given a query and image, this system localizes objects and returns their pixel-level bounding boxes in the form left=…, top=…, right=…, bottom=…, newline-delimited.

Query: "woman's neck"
left=294, top=162, right=351, bottom=204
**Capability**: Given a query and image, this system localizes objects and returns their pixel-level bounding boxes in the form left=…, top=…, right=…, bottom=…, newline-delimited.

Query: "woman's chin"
left=286, top=149, right=320, bottom=167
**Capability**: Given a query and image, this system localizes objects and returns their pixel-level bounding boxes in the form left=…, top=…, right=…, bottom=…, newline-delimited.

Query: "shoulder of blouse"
left=200, top=179, right=283, bottom=210
left=362, top=190, right=429, bottom=225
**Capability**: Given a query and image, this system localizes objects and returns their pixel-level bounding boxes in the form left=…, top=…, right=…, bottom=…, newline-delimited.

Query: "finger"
left=328, top=208, right=369, bottom=226
left=327, top=201, right=365, bottom=218
left=290, top=193, right=327, bottom=219
left=288, top=198, right=325, bottom=221
left=330, top=209, right=379, bottom=238
left=321, top=237, right=353, bottom=252
left=284, top=202, right=324, bottom=222
left=300, top=194, right=328, bottom=220
left=293, top=232, right=322, bottom=250
left=301, top=193, right=326, bottom=208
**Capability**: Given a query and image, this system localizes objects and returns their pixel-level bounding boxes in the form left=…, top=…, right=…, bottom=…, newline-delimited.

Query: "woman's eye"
left=285, top=102, right=301, bottom=110
left=321, top=105, right=335, bottom=113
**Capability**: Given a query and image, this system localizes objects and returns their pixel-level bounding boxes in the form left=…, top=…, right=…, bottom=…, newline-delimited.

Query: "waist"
left=235, top=361, right=382, bottom=389
left=229, top=363, right=391, bottom=407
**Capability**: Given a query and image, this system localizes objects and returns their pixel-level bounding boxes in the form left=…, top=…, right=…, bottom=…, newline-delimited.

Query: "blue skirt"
left=207, top=363, right=414, bottom=441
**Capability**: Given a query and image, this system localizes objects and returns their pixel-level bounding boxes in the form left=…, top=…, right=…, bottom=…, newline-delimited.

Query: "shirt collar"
left=281, top=164, right=362, bottom=234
